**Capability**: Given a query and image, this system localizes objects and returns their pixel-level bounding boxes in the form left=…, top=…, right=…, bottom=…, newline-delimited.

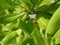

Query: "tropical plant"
left=0, top=0, right=60, bottom=45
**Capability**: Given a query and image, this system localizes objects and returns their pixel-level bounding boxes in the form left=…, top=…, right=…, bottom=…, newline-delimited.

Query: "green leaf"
left=1, top=31, right=18, bottom=45
left=31, top=28, right=45, bottom=45
left=30, top=0, right=43, bottom=7
left=46, top=7, right=60, bottom=36
left=17, top=37, right=33, bottom=45
left=2, top=22, right=18, bottom=31
left=19, top=15, right=34, bottom=36
left=0, top=0, right=20, bottom=9
left=0, top=13, right=25, bottom=24
left=37, top=12, right=51, bottom=30
left=36, top=0, right=51, bottom=9
left=0, top=5, right=6, bottom=15
left=53, top=29, right=60, bottom=44
left=6, top=0, right=20, bottom=8
left=19, top=0, right=32, bottom=12
left=0, top=0, right=11, bottom=8
left=45, top=7, right=60, bottom=45
left=37, top=2, right=60, bottom=14
left=0, top=31, right=5, bottom=41
left=37, top=12, right=51, bottom=37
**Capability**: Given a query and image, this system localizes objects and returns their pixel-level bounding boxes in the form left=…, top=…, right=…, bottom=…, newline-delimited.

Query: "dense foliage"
left=0, top=0, right=60, bottom=45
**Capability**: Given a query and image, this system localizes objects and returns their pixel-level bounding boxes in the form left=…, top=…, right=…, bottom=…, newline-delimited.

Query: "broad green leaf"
left=31, top=28, right=45, bottom=45
left=17, top=37, right=33, bottom=45
left=37, top=12, right=51, bottom=37
left=9, top=38, right=17, bottom=45
left=19, top=14, right=34, bottom=36
left=0, top=0, right=20, bottom=9
left=1, top=31, right=18, bottom=45
left=46, top=7, right=60, bottom=36
left=2, top=22, right=18, bottom=31
left=37, top=0, right=51, bottom=9
left=20, top=0, right=32, bottom=12
left=52, top=29, right=60, bottom=44
left=37, top=13, right=51, bottom=30
left=37, top=2, right=60, bottom=14
left=0, top=31, right=5, bottom=41
left=0, top=5, right=6, bottom=16
left=45, top=7, right=60, bottom=45
left=30, top=0, right=40, bottom=5
left=6, top=0, right=20, bottom=8
left=0, top=13, right=25, bottom=24
left=0, top=0, right=11, bottom=8
left=30, top=0, right=43, bottom=8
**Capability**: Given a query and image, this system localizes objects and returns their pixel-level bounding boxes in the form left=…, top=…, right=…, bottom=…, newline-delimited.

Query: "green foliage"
left=0, top=0, right=60, bottom=45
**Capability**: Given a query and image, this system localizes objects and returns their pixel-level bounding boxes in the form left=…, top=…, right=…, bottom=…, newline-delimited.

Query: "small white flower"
left=29, top=14, right=36, bottom=19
